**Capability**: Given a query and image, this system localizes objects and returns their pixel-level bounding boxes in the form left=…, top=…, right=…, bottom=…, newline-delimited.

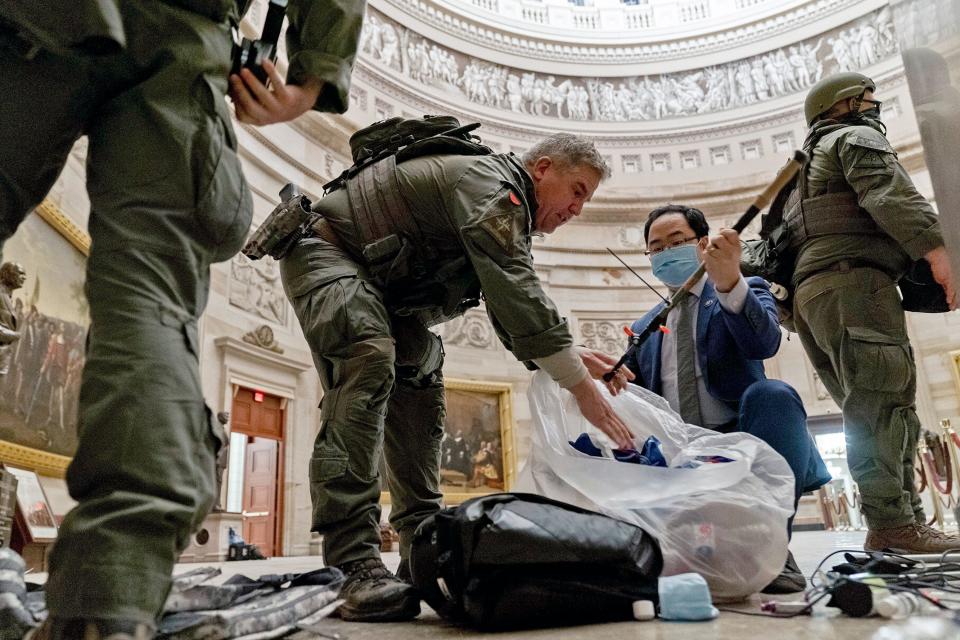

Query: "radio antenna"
left=606, top=247, right=669, bottom=305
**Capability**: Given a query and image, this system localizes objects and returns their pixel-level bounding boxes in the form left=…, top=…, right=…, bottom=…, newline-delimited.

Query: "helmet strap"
left=850, top=93, right=864, bottom=113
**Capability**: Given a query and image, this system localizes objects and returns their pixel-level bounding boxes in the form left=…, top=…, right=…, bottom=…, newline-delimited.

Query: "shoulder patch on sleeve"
left=478, top=213, right=518, bottom=254
left=846, top=132, right=896, bottom=154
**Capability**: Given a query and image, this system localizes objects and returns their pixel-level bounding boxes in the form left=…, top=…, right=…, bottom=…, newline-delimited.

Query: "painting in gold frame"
left=0, top=200, right=87, bottom=477
left=382, top=378, right=517, bottom=506
left=951, top=350, right=960, bottom=410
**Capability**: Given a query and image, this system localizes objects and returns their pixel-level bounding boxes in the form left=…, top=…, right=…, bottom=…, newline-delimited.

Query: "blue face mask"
left=650, top=243, right=700, bottom=287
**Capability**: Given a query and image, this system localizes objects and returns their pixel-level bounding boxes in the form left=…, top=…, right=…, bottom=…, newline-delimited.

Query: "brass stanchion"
left=919, top=437, right=946, bottom=529
left=941, top=418, right=960, bottom=530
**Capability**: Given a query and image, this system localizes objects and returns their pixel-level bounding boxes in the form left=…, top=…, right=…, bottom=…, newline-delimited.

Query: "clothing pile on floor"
left=570, top=433, right=736, bottom=469
left=0, top=548, right=343, bottom=640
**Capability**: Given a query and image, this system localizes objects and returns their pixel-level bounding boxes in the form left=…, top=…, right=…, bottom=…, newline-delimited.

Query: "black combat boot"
left=335, top=558, right=420, bottom=622
left=761, top=550, right=806, bottom=594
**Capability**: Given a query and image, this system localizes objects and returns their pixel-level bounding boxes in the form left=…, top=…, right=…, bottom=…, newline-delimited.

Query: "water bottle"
left=875, top=592, right=938, bottom=619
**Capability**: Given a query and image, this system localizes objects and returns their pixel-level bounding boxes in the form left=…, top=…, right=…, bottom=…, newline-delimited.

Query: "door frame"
left=214, top=336, right=310, bottom=557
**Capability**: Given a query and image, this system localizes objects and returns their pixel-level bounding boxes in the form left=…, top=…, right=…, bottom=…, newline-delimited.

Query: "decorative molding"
left=0, top=440, right=70, bottom=478
left=380, top=0, right=858, bottom=64
left=238, top=123, right=336, bottom=188
left=215, top=337, right=311, bottom=377
left=579, top=319, right=632, bottom=358
left=35, top=200, right=90, bottom=256
left=434, top=307, right=502, bottom=351
left=242, top=325, right=284, bottom=354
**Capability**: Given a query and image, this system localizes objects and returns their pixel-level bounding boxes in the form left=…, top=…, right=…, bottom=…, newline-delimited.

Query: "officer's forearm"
left=858, top=165, right=943, bottom=260
left=533, top=346, right=589, bottom=389
left=285, top=0, right=366, bottom=113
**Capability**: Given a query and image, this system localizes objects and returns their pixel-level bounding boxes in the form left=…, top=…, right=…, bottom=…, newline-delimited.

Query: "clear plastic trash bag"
left=515, top=371, right=796, bottom=599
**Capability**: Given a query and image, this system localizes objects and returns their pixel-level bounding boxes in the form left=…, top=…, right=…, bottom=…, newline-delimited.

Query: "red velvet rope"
left=922, top=450, right=952, bottom=495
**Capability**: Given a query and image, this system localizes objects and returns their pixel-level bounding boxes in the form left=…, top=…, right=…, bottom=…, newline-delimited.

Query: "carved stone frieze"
left=891, top=0, right=958, bottom=49
left=229, top=253, right=289, bottom=326
left=359, top=7, right=899, bottom=123
left=433, top=307, right=501, bottom=351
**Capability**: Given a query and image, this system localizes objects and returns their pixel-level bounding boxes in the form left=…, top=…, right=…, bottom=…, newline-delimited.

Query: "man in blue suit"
left=630, top=204, right=831, bottom=594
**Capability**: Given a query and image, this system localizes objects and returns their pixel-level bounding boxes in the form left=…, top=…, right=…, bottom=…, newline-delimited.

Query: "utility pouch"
left=362, top=234, right=403, bottom=265
left=364, top=234, right=419, bottom=288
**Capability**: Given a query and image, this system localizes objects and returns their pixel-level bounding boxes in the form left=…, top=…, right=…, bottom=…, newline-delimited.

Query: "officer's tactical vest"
left=744, top=119, right=948, bottom=315
left=781, top=123, right=889, bottom=251
left=322, top=116, right=496, bottom=325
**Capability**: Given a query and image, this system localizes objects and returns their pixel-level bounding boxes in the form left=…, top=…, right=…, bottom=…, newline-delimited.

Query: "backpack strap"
left=346, top=154, right=423, bottom=249
left=780, top=126, right=885, bottom=249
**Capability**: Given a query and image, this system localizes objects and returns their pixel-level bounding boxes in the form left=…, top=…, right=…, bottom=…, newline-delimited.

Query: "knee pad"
left=395, top=330, right=444, bottom=388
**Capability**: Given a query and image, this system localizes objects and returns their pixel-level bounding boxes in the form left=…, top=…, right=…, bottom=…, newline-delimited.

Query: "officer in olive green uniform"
left=281, top=133, right=634, bottom=621
left=0, top=2, right=364, bottom=637
left=788, top=72, right=958, bottom=552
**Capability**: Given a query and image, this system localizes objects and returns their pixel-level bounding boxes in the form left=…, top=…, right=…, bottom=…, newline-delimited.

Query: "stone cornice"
left=290, top=114, right=354, bottom=159
left=239, top=124, right=328, bottom=185
left=215, top=336, right=313, bottom=374
left=377, top=0, right=875, bottom=65
left=571, top=135, right=928, bottom=222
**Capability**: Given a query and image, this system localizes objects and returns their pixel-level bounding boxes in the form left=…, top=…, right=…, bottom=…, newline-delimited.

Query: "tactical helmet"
left=804, top=72, right=876, bottom=125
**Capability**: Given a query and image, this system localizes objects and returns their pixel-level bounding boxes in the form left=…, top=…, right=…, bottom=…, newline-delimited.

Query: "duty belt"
left=797, top=259, right=893, bottom=288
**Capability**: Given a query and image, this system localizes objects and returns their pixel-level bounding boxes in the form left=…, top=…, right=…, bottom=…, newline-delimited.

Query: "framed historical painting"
left=6, top=465, right=58, bottom=541
left=0, top=200, right=88, bottom=477
left=381, top=378, right=517, bottom=506
left=951, top=350, right=960, bottom=408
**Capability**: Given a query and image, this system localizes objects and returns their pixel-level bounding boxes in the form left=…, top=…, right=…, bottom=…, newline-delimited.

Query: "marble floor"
left=171, top=529, right=958, bottom=640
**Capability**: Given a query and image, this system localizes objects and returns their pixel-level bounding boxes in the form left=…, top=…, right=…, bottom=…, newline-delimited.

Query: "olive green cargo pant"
left=794, top=265, right=923, bottom=529
left=0, top=2, right=250, bottom=626
left=282, top=237, right=445, bottom=568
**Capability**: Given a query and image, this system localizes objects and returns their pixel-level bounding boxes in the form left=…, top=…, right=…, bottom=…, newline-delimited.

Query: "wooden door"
left=231, top=387, right=285, bottom=557
left=242, top=437, right=278, bottom=556
left=232, top=388, right=284, bottom=439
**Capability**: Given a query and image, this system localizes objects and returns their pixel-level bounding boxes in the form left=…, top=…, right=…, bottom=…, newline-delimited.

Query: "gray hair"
left=521, top=134, right=612, bottom=180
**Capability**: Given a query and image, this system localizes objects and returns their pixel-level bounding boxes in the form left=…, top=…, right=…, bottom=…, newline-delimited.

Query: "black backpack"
left=409, top=493, right=663, bottom=630
left=323, top=115, right=492, bottom=193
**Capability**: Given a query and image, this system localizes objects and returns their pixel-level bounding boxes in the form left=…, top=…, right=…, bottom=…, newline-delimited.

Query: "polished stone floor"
left=173, top=529, right=958, bottom=640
